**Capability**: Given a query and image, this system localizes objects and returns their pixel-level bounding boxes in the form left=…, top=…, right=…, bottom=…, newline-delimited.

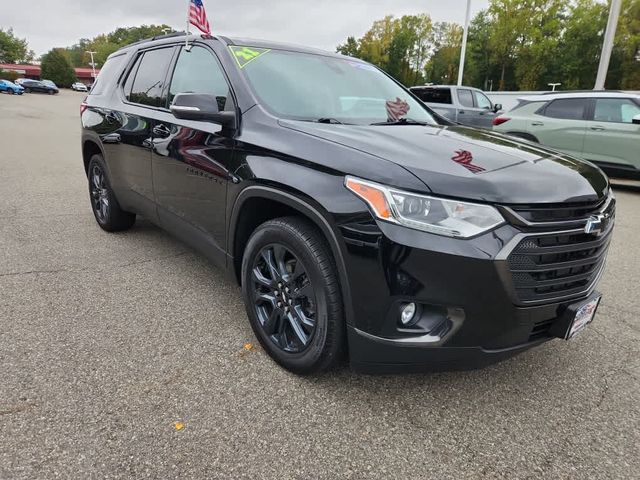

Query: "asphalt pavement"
left=1, top=90, right=638, bottom=479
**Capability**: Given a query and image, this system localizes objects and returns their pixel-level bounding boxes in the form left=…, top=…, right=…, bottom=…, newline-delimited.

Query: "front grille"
left=508, top=228, right=612, bottom=303
left=506, top=197, right=615, bottom=304
left=510, top=198, right=607, bottom=223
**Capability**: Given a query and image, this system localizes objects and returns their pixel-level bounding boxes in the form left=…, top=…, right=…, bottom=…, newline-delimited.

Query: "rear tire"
left=24, top=88, right=31, bottom=93
left=241, top=217, right=345, bottom=375
left=87, top=154, right=136, bottom=232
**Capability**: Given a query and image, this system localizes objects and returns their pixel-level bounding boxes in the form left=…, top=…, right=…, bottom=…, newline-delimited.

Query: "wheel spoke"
left=287, top=312, right=309, bottom=346
left=261, top=248, right=280, bottom=282
left=272, top=244, right=289, bottom=279
left=263, top=309, right=280, bottom=335
left=256, top=292, right=277, bottom=307
left=252, top=267, right=275, bottom=288
left=293, top=305, right=315, bottom=328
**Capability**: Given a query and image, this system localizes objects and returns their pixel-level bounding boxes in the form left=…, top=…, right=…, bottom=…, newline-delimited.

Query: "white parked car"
left=71, top=82, right=88, bottom=92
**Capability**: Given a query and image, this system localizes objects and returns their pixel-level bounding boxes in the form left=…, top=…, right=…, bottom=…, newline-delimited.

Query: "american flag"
left=386, top=97, right=410, bottom=121
left=189, top=0, right=211, bottom=35
left=451, top=150, right=486, bottom=174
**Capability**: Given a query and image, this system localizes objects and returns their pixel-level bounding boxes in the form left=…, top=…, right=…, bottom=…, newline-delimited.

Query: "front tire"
left=241, top=217, right=345, bottom=374
left=87, top=155, right=136, bottom=232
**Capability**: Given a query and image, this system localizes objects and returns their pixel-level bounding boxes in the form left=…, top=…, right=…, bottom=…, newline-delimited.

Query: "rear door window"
left=593, top=98, right=640, bottom=123
left=457, top=89, right=475, bottom=108
left=127, top=47, right=175, bottom=108
left=543, top=98, right=588, bottom=120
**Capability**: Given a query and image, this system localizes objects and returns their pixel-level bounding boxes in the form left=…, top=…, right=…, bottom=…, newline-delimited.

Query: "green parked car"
left=492, top=92, right=640, bottom=179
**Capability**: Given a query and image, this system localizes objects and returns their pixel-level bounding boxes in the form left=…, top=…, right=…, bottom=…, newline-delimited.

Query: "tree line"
left=0, top=25, right=174, bottom=87
left=337, top=0, right=640, bottom=90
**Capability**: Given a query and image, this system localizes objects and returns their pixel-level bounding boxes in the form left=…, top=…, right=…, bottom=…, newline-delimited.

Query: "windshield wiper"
left=316, top=117, right=347, bottom=124
left=370, top=118, right=430, bottom=126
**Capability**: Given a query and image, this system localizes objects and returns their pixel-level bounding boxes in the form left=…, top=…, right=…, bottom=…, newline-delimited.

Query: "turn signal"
left=345, top=177, right=392, bottom=220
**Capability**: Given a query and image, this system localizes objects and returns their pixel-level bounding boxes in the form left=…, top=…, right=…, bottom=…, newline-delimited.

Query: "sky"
left=2, top=0, right=489, bottom=58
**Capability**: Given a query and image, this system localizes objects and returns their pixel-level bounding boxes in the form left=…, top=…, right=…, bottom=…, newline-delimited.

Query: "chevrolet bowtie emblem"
left=584, top=214, right=607, bottom=236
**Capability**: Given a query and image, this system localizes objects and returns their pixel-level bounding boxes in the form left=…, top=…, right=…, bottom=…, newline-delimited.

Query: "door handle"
left=153, top=124, right=171, bottom=138
left=590, top=125, right=605, bottom=131
left=458, top=110, right=466, bottom=114
left=531, top=121, right=544, bottom=127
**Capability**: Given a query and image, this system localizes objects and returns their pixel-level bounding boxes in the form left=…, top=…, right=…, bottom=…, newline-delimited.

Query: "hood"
left=279, top=121, right=609, bottom=205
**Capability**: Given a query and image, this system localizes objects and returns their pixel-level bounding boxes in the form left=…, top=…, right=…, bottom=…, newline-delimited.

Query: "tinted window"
left=413, top=88, right=452, bottom=104
left=91, top=53, right=126, bottom=96
left=169, top=46, right=231, bottom=111
left=474, top=91, right=492, bottom=109
left=128, top=47, right=175, bottom=107
left=457, top=89, right=474, bottom=108
left=544, top=99, right=587, bottom=120
left=594, top=98, right=640, bottom=124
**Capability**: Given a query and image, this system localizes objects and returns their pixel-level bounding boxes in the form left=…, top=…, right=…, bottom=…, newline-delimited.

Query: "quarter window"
left=543, top=98, right=587, bottom=120
left=594, top=98, right=640, bottom=124
left=127, top=47, right=175, bottom=108
left=169, top=46, right=232, bottom=112
left=457, top=89, right=474, bottom=108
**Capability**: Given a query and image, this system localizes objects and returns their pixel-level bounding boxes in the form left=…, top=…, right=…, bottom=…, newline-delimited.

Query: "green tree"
left=424, top=23, right=463, bottom=85
left=336, top=36, right=360, bottom=57
left=41, top=49, right=76, bottom=87
left=611, top=0, right=640, bottom=89
left=0, top=28, right=34, bottom=63
left=558, top=0, right=608, bottom=89
left=64, top=25, right=175, bottom=68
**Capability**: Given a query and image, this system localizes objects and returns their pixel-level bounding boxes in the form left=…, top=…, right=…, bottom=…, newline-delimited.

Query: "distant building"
left=0, top=64, right=101, bottom=84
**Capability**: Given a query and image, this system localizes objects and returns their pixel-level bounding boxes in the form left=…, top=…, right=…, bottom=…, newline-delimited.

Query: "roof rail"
left=116, top=31, right=189, bottom=51
left=540, top=89, right=624, bottom=95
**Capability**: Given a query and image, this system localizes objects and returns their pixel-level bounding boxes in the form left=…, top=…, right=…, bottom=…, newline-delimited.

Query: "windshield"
left=231, top=47, right=437, bottom=126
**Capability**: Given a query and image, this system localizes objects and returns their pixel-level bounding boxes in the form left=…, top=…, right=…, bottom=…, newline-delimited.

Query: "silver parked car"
left=410, top=85, right=502, bottom=129
left=71, top=82, right=89, bottom=92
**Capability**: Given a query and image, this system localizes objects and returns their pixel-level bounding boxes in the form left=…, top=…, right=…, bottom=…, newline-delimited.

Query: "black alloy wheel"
left=90, top=163, right=110, bottom=224
left=251, top=244, right=318, bottom=353
left=242, top=217, right=345, bottom=374
left=86, top=154, right=136, bottom=232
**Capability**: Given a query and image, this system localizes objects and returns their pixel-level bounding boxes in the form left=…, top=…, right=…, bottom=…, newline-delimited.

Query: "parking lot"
left=0, top=90, right=638, bottom=479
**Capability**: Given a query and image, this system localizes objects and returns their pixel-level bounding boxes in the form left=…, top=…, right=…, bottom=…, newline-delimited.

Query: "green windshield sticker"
left=230, top=46, right=271, bottom=69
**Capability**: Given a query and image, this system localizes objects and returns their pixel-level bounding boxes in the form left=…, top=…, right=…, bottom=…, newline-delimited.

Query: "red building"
left=0, top=64, right=101, bottom=85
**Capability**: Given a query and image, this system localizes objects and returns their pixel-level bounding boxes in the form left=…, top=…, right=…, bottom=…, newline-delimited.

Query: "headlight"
left=345, top=176, right=505, bottom=238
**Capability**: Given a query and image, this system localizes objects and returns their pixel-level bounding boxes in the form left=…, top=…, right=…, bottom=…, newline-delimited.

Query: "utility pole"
left=86, top=51, right=97, bottom=80
left=457, top=0, right=472, bottom=86
left=594, top=0, right=622, bottom=90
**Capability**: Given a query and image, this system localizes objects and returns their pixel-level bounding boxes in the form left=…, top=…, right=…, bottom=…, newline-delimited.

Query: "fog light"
left=400, top=303, right=417, bottom=325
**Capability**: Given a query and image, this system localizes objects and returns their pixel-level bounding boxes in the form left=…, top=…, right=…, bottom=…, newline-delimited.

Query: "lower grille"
left=508, top=227, right=612, bottom=304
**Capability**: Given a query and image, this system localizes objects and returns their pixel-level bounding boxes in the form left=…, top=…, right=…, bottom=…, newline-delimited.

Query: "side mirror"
left=493, top=103, right=503, bottom=113
left=633, top=114, right=640, bottom=125
left=170, top=93, right=236, bottom=129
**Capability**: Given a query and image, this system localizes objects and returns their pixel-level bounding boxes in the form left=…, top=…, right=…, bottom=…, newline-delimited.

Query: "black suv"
left=81, top=34, right=614, bottom=374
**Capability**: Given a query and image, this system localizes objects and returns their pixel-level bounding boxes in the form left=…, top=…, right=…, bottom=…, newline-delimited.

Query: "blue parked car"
left=0, top=79, right=25, bottom=95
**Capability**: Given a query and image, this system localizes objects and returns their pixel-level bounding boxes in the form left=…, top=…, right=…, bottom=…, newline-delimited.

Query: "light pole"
left=548, top=83, right=561, bottom=92
left=457, top=0, right=472, bottom=86
left=86, top=51, right=97, bottom=80
left=594, top=0, right=622, bottom=90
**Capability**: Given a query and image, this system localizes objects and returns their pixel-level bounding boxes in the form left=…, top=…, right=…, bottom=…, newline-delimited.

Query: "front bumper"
left=339, top=215, right=611, bottom=373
